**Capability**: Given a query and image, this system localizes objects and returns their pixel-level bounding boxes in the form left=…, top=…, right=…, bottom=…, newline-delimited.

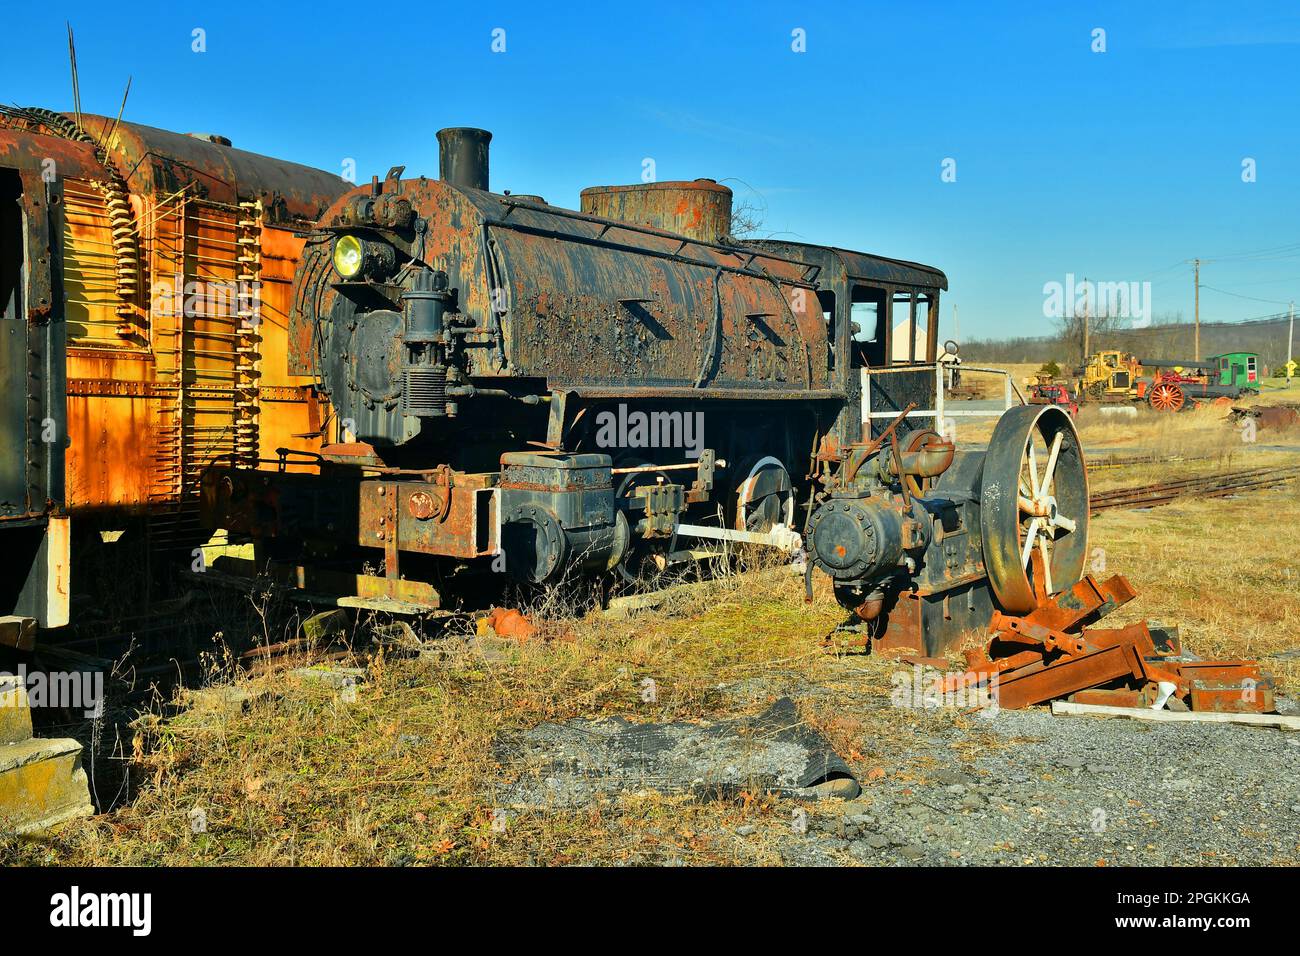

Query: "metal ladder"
left=234, top=199, right=263, bottom=465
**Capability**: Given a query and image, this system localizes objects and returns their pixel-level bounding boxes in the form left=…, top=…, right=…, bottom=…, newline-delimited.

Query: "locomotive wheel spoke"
left=1150, top=383, right=1185, bottom=412
left=1051, top=512, right=1077, bottom=534
left=1020, top=516, right=1042, bottom=569
left=984, top=405, right=1089, bottom=615
left=1038, top=536, right=1053, bottom=594
left=1039, top=432, right=1063, bottom=498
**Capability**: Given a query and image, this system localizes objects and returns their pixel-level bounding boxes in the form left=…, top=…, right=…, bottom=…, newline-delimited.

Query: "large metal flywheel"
left=980, top=405, right=1089, bottom=614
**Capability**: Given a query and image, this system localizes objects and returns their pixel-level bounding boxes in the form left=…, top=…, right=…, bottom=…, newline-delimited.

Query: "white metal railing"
left=862, top=363, right=1025, bottom=434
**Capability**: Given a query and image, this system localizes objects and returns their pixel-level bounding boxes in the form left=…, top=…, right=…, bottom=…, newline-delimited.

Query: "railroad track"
left=1089, top=464, right=1300, bottom=513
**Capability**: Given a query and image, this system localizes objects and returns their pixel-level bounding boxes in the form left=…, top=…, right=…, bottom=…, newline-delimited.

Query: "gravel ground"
left=777, top=706, right=1300, bottom=867
left=493, top=697, right=857, bottom=807
left=495, top=687, right=1300, bottom=866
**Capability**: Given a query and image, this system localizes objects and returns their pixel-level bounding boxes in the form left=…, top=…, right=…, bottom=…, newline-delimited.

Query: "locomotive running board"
left=188, top=560, right=443, bottom=615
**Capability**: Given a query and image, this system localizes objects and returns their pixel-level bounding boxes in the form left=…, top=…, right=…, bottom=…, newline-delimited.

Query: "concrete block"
left=0, top=616, right=36, bottom=652
left=302, top=608, right=349, bottom=643
left=0, top=736, right=94, bottom=833
left=0, top=674, right=33, bottom=745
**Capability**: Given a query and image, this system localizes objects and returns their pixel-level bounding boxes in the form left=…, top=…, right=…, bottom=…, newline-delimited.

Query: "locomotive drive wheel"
left=733, top=456, right=795, bottom=532
left=1148, top=382, right=1186, bottom=412
left=613, top=458, right=674, bottom=586
left=981, top=405, right=1089, bottom=614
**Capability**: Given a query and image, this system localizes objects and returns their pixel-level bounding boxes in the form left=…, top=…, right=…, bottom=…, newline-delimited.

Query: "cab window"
left=849, top=285, right=886, bottom=368
left=817, top=290, right=836, bottom=369
left=890, top=291, right=934, bottom=365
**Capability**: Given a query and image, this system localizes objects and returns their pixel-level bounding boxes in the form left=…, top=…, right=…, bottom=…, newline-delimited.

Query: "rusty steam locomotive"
left=203, top=128, right=1090, bottom=656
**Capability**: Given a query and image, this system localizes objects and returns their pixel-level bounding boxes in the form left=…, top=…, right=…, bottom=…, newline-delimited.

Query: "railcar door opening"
left=1, top=168, right=29, bottom=518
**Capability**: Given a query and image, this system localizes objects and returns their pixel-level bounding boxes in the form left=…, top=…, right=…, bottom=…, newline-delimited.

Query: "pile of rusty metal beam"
left=1228, top=402, right=1300, bottom=433
left=940, top=573, right=1275, bottom=713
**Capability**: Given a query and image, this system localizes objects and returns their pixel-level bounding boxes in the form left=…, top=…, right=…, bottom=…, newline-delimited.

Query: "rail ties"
left=1089, top=464, right=1300, bottom=513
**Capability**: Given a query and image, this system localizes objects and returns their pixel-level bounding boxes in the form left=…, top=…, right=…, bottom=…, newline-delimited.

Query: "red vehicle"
left=1029, top=382, right=1079, bottom=417
left=1137, top=365, right=1244, bottom=412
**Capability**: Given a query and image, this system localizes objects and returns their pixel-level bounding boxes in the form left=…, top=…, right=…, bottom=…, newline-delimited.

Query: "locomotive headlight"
left=333, top=235, right=364, bottom=279
left=332, top=234, right=398, bottom=281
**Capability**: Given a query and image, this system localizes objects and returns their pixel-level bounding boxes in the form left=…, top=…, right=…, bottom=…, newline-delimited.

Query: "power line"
left=1199, top=284, right=1293, bottom=306
left=1205, top=274, right=1300, bottom=287
left=1198, top=240, right=1300, bottom=263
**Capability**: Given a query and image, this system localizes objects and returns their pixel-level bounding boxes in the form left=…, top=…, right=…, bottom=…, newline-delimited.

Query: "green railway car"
left=1209, top=352, right=1259, bottom=388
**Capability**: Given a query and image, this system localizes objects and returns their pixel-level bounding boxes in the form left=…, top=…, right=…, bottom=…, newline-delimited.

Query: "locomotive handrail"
left=861, top=363, right=1025, bottom=439
left=557, top=384, right=846, bottom=401
left=486, top=205, right=822, bottom=285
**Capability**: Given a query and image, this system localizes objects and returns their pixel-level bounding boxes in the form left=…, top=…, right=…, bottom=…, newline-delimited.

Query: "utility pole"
left=1082, top=276, right=1090, bottom=361
left=1288, top=299, right=1294, bottom=384
left=1193, top=258, right=1201, bottom=361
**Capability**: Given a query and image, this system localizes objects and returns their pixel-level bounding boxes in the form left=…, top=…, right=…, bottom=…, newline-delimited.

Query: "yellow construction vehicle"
left=1073, top=350, right=1142, bottom=403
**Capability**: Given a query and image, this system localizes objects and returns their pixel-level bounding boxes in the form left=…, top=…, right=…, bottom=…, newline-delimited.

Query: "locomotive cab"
left=742, top=240, right=946, bottom=449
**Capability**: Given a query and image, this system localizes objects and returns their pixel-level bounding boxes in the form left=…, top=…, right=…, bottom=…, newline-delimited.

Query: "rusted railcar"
left=202, top=128, right=968, bottom=613
left=0, top=108, right=347, bottom=640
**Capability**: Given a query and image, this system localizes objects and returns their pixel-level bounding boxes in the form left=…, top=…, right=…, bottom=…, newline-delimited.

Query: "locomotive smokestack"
left=437, top=128, right=492, bottom=191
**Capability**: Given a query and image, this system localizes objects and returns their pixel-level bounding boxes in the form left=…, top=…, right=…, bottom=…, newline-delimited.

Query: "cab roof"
left=743, top=239, right=948, bottom=291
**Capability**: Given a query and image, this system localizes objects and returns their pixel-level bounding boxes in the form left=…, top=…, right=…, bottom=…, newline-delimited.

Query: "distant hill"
left=960, top=312, right=1296, bottom=371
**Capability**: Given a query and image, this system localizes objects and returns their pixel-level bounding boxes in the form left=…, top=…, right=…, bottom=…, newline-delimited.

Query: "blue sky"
left=6, top=1, right=1300, bottom=341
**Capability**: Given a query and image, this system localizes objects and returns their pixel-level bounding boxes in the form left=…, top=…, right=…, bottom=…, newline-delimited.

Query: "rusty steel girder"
left=938, top=573, right=1278, bottom=714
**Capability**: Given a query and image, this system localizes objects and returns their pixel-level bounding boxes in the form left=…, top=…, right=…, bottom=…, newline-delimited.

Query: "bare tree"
left=1056, top=305, right=1120, bottom=364
left=728, top=198, right=765, bottom=239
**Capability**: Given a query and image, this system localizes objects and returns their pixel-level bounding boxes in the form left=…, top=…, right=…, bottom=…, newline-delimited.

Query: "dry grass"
left=3, top=392, right=1297, bottom=866
left=1074, top=398, right=1300, bottom=490
left=3, top=568, right=862, bottom=866
left=1241, top=378, right=1300, bottom=406
left=1078, top=402, right=1244, bottom=454
left=1086, top=485, right=1300, bottom=695
left=8, top=467, right=1293, bottom=868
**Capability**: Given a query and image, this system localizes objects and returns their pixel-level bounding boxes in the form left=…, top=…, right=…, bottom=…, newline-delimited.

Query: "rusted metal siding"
left=61, top=180, right=125, bottom=345
left=77, top=115, right=344, bottom=227
left=746, top=240, right=948, bottom=292
left=0, top=112, right=348, bottom=518
left=59, top=201, right=329, bottom=511
left=0, top=143, right=71, bottom=526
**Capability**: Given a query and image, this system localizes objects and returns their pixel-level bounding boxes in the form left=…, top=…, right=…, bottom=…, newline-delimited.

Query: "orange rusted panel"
left=0, top=110, right=347, bottom=516
left=64, top=391, right=163, bottom=510
left=61, top=205, right=337, bottom=511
